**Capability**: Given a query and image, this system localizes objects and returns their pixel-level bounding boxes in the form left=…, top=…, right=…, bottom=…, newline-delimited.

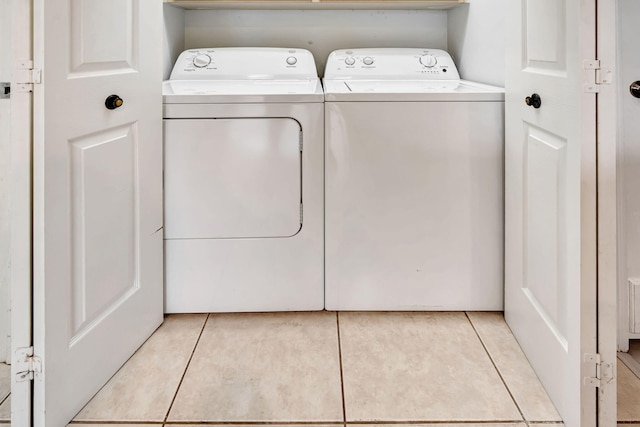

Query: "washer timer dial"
left=419, top=54, right=437, bottom=68
left=193, top=54, right=212, bottom=68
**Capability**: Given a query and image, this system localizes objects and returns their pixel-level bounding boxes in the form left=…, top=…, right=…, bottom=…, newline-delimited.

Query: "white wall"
left=0, top=0, right=12, bottom=363
left=447, top=0, right=506, bottom=87
left=617, top=0, right=640, bottom=349
left=184, top=9, right=448, bottom=76
left=164, top=4, right=186, bottom=80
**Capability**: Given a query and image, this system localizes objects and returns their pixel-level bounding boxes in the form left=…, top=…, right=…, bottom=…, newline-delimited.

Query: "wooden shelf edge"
left=164, top=0, right=467, bottom=10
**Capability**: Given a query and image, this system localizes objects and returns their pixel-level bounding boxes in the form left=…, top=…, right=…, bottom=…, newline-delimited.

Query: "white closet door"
left=504, top=0, right=597, bottom=426
left=32, top=1, right=163, bottom=426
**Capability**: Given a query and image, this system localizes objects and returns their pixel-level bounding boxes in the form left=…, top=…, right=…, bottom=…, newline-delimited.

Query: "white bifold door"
left=504, top=0, right=598, bottom=426
left=31, top=0, right=163, bottom=425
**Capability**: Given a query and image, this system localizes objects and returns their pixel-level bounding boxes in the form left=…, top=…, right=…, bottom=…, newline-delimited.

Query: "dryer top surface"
left=165, top=47, right=323, bottom=103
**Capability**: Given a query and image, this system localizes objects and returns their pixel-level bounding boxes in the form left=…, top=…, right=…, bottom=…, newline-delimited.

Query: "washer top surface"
left=164, top=47, right=323, bottom=104
left=323, top=48, right=504, bottom=102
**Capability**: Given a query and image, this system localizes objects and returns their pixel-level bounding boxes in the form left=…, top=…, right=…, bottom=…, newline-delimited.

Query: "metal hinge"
left=14, top=60, right=42, bottom=93
left=15, top=346, right=42, bottom=382
left=299, top=132, right=303, bottom=152
left=583, top=60, right=613, bottom=93
left=300, top=202, right=303, bottom=224
left=583, top=353, right=614, bottom=388
left=584, top=353, right=601, bottom=387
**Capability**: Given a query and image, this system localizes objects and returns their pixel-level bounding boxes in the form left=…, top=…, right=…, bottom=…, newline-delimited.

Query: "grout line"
left=336, top=312, right=348, bottom=426
left=163, top=313, right=211, bottom=423
left=464, top=312, right=527, bottom=423
left=0, top=392, right=9, bottom=408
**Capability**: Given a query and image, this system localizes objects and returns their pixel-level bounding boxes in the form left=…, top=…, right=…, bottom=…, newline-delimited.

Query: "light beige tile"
left=73, top=314, right=207, bottom=423
left=0, top=395, right=9, bottom=421
left=467, top=312, right=562, bottom=422
left=349, top=424, right=528, bottom=427
left=339, top=312, right=522, bottom=422
left=168, top=312, right=343, bottom=422
left=169, top=425, right=341, bottom=427
left=618, top=360, right=640, bottom=422
left=527, top=424, right=564, bottom=427
left=0, top=363, right=9, bottom=402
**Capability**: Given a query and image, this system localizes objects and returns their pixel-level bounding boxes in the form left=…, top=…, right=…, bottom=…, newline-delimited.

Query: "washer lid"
left=323, top=79, right=505, bottom=102
left=163, top=79, right=324, bottom=103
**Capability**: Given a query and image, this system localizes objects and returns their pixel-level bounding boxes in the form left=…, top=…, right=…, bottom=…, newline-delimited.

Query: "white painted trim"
left=596, top=0, right=618, bottom=424
left=0, top=0, right=12, bottom=365
left=10, top=0, right=33, bottom=425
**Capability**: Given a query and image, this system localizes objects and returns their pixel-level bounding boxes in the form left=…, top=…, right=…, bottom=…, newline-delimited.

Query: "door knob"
left=525, top=93, right=542, bottom=109
left=105, top=94, right=124, bottom=110
left=631, top=81, right=640, bottom=99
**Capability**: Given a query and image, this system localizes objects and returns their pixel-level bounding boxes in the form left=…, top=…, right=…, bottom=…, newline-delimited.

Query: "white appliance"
left=323, top=48, right=505, bottom=311
left=163, top=48, right=324, bottom=313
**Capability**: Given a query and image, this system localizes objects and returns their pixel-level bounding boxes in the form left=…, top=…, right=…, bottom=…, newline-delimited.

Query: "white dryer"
left=163, top=48, right=324, bottom=313
left=323, top=48, right=505, bottom=311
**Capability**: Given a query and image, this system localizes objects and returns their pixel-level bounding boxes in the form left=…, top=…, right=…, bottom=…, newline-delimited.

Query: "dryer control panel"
left=170, top=47, right=319, bottom=80
left=324, top=48, right=460, bottom=80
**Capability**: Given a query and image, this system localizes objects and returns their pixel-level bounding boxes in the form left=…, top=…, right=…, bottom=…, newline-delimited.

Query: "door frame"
left=596, top=0, right=619, bottom=424
left=5, top=0, right=620, bottom=425
left=10, top=0, right=34, bottom=425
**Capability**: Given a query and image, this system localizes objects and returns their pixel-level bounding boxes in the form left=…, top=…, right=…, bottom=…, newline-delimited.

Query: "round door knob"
left=630, top=81, right=640, bottom=98
left=525, top=93, right=542, bottom=109
left=105, top=95, right=123, bottom=110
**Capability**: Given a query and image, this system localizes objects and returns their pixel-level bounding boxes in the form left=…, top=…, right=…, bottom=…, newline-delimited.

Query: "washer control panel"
left=170, top=47, right=319, bottom=80
left=324, top=48, right=460, bottom=80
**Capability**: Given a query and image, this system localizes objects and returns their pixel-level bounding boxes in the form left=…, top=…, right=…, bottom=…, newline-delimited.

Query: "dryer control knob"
left=420, top=54, right=437, bottom=68
left=286, top=56, right=298, bottom=65
left=345, top=56, right=356, bottom=66
left=362, top=57, right=375, bottom=66
left=193, top=54, right=212, bottom=68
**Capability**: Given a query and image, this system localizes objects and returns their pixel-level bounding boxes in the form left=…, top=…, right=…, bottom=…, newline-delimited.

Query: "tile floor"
left=69, top=312, right=563, bottom=427
left=0, top=313, right=635, bottom=426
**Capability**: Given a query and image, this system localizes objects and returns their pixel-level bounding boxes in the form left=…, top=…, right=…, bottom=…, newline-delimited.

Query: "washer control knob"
left=420, top=54, right=437, bottom=68
left=362, top=56, right=374, bottom=66
left=193, top=54, right=212, bottom=68
left=344, top=56, right=356, bottom=66
left=286, top=56, right=297, bottom=65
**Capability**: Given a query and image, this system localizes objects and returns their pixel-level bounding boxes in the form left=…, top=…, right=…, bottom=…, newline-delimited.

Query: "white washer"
left=324, top=48, right=505, bottom=311
left=163, top=48, right=324, bottom=313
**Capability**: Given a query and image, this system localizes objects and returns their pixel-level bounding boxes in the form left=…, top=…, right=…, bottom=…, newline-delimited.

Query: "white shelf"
left=164, top=0, right=467, bottom=10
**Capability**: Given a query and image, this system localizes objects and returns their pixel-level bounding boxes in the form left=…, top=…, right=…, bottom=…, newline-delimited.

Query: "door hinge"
left=14, top=60, right=42, bottom=93
left=15, top=346, right=42, bottom=382
left=299, top=132, right=303, bottom=152
left=583, top=59, right=613, bottom=93
left=300, top=202, right=303, bottom=224
left=583, top=353, right=615, bottom=388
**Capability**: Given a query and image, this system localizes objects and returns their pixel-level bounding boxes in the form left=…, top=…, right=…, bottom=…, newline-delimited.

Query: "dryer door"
left=164, top=118, right=302, bottom=239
